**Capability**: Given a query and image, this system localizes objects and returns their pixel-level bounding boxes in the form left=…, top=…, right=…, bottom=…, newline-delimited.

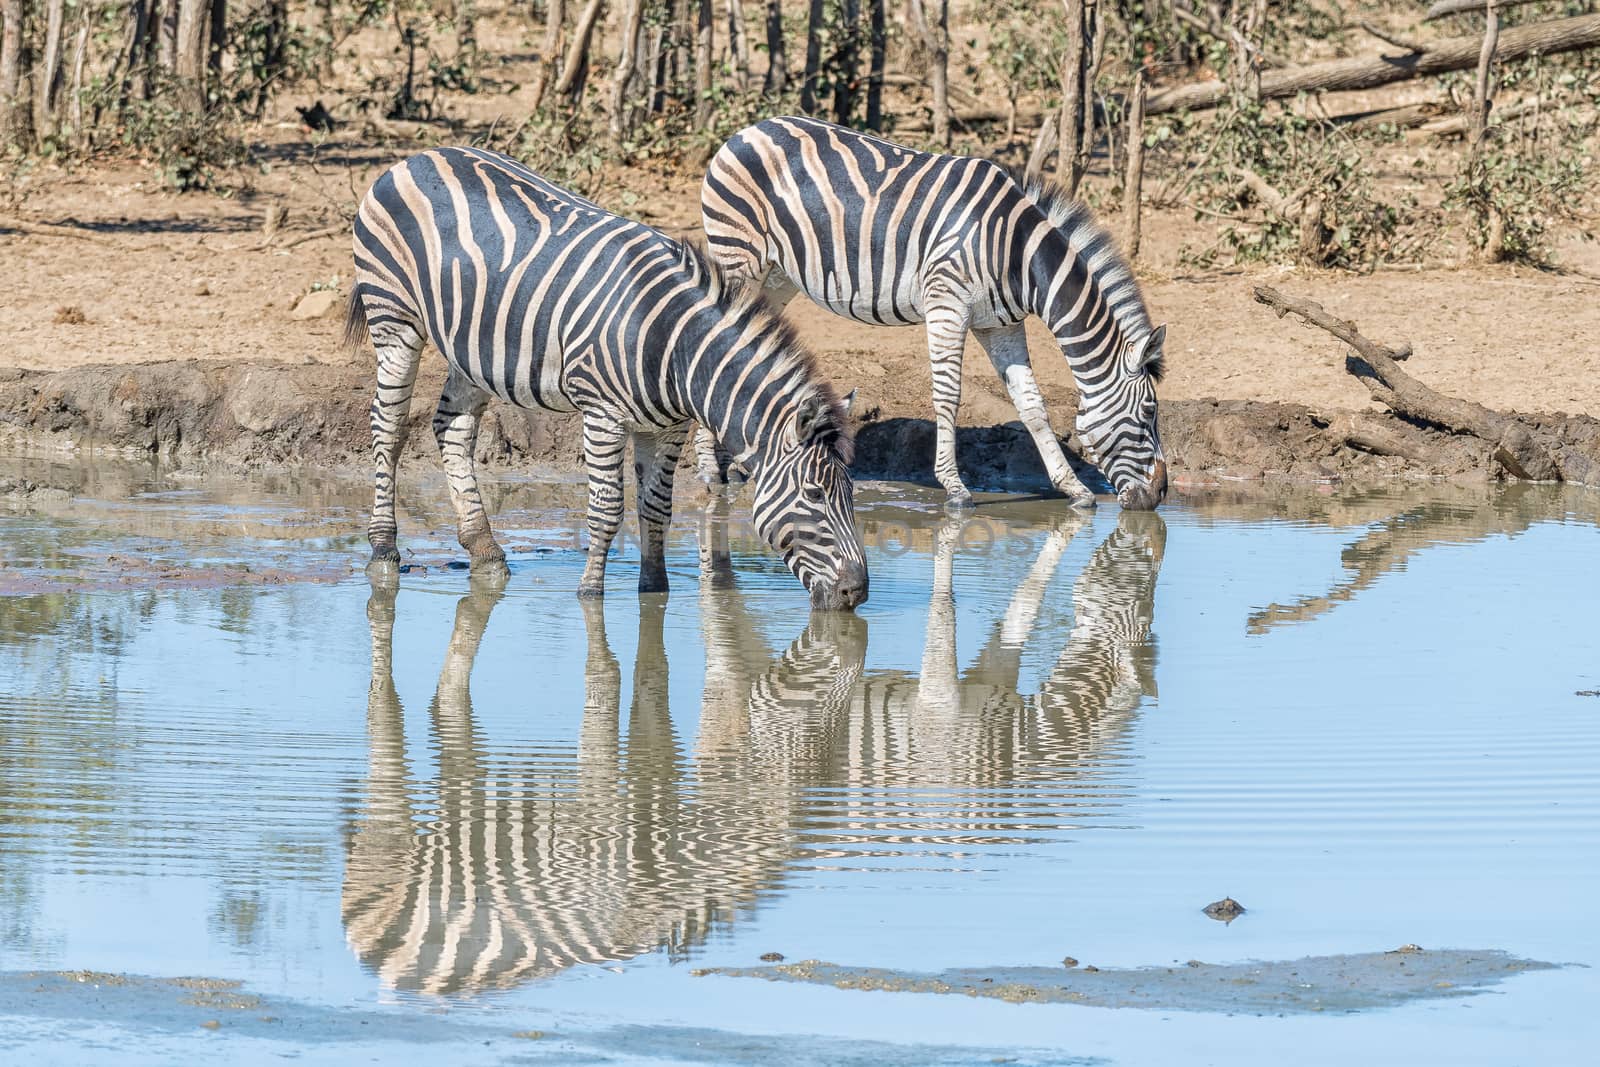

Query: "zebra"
left=698, top=115, right=1168, bottom=512
left=344, top=145, right=868, bottom=609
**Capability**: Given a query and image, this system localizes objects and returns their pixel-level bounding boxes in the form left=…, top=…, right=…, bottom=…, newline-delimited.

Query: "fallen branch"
left=1342, top=100, right=1452, bottom=133
left=1424, top=0, right=1545, bottom=22
left=0, top=216, right=123, bottom=246
left=274, top=223, right=349, bottom=251
left=1413, top=95, right=1536, bottom=138
left=1252, top=285, right=1563, bottom=481
left=1358, top=21, right=1426, bottom=54
left=1148, top=13, right=1600, bottom=114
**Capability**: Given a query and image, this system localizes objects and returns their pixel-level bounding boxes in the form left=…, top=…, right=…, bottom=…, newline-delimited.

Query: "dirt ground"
left=6, top=152, right=1600, bottom=426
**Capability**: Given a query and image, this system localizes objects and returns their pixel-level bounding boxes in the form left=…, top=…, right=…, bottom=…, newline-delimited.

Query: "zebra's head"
left=1075, top=323, right=1168, bottom=511
left=750, top=389, right=868, bottom=611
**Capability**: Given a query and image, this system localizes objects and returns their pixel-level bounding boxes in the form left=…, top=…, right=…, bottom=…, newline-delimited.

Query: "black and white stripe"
left=699, top=116, right=1168, bottom=510
left=346, top=146, right=867, bottom=608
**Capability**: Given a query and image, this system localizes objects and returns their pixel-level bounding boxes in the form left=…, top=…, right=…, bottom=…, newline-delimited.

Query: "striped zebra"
left=345, top=145, right=867, bottom=609
left=698, top=115, right=1167, bottom=511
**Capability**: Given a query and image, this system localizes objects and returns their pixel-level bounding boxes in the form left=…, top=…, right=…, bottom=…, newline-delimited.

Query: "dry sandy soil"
left=6, top=149, right=1598, bottom=431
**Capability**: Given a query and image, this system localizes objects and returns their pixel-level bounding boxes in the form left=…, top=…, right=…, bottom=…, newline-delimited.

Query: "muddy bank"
left=0, top=359, right=1522, bottom=488
left=700, top=947, right=1559, bottom=1014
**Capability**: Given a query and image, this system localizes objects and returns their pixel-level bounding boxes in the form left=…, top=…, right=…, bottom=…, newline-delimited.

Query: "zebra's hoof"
left=1066, top=491, right=1098, bottom=510
left=638, top=574, right=669, bottom=594
left=470, top=558, right=511, bottom=586
left=366, top=554, right=401, bottom=579
left=944, top=492, right=975, bottom=513
left=576, top=583, right=605, bottom=599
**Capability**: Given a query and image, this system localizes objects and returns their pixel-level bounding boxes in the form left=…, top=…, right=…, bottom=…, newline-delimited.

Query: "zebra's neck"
left=668, top=303, right=810, bottom=473
left=1024, top=231, right=1132, bottom=378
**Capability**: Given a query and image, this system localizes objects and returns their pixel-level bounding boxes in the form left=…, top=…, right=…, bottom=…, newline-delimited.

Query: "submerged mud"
left=700, top=948, right=1560, bottom=1014
left=0, top=359, right=1515, bottom=488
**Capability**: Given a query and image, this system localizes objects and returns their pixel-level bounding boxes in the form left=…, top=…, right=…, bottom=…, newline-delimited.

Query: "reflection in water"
left=343, top=508, right=1166, bottom=995
left=1247, top=487, right=1567, bottom=633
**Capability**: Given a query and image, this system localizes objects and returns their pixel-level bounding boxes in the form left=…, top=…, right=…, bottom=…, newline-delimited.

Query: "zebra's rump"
left=352, top=146, right=686, bottom=414
left=705, top=116, right=1032, bottom=328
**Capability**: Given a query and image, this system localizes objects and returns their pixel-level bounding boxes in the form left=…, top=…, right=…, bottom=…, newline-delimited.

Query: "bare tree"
left=866, top=0, right=884, bottom=129
left=1121, top=68, right=1146, bottom=259
left=553, top=0, right=606, bottom=102
left=207, top=0, right=225, bottom=81
left=726, top=0, right=751, bottom=90
left=530, top=0, right=566, bottom=108
left=609, top=0, right=644, bottom=141
left=832, top=0, right=858, bottom=122
left=908, top=0, right=949, bottom=146
left=763, top=0, right=785, bottom=93
left=175, top=0, right=208, bottom=108
left=0, top=0, right=29, bottom=148
left=801, top=0, right=822, bottom=114
left=36, top=0, right=66, bottom=139
left=695, top=0, right=712, bottom=127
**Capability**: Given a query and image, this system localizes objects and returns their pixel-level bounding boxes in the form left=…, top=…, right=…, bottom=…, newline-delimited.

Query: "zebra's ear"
left=1128, top=324, right=1167, bottom=377
left=792, top=392, right=838, bottom=447
left=839, top=389, right=856, bottom=416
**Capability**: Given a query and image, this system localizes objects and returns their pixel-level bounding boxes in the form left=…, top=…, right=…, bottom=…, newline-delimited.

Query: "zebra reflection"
left=344, top=507, right=1162, bottom=994
left=346, top=562, right=864, bottom=995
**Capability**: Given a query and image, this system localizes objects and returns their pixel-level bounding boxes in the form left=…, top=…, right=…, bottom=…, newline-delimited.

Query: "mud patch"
left=0, top=359, right=1528, bottom=489
left=698, top=948, right=1559, bottom=1014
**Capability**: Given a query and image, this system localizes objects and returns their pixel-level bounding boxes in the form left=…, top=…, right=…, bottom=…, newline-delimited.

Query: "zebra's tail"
left=342, top=286, right=371, bottom=354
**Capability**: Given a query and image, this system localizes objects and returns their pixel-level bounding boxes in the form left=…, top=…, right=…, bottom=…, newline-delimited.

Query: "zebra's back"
left=703, top=116, right=1027, bottom=327
left=353, top=146, right=685, bottom=415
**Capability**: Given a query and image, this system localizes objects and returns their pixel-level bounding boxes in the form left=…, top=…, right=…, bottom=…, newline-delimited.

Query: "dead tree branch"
left=1424, top=0, right=1544, bottom=22
left=1358, top=21, right=1426, bottom=54
left=1148, top=14, right=1600, bottom=114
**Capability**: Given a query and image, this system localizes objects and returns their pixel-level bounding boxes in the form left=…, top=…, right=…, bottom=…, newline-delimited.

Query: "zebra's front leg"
left=693, top=426, right=742, bottom=491
left=366, top=319, right=425, bottom=575
left=433, top=368, right=509, bottom=581
left=925, top=301, right=975, bottom=510
left=633, top=423, right=690, bottom=594
left=578, top=413, right=628, bottom=598
left=974, top=324, right=1097, bottom=509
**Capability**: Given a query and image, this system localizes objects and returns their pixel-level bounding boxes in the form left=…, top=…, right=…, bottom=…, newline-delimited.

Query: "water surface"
left=2, top=459, right=1598, bottom=1064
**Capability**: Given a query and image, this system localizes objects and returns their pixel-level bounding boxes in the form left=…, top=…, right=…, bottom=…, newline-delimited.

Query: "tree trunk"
left=1, top=0, right=30, bottom=148
left=695, top=0, right=712, bottom=127
left=608, top=0, right=643, bottom=142
left=1469, top=0, right=1500, bottom=153
left=800, top=0, right=822, bottom=114
left=833, top=0, right=857, bottom=123
left=908, top=0, right=948, bottom=146
left=207, top=0, right=224, bottom=82
left=763, top=0, right=785, bottom=94
left=529, top=0, right=564, bottom=108
left=866, top=0, right=884, bottom=129
left=159, top=0, right=178, bottom=72
left=118, top=0, right=152, bottom=106
left=68, top=6, right=86, bottom=142
left=1149, top=13, right=1600, bottom=115
left=1057, top=0, right=1085, bottom=192
left=36, top=0, right=65, bottom=141
left=726, top=0, right=750, bottom=90
left=553, top=0, right=605, bottom=100
left=175, top=0, right=207, bottom=108
left=1424, top=0, right=1542, bottom=22
left=1122, top=69, right=1145, bottom=259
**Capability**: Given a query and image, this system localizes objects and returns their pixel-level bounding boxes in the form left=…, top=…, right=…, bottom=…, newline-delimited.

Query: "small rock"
left=1389, top=943, right=1424, bottom=955
left=759, top=952, right=785, bottom=962
left=1082, top=965, right=1099, bottom=973
left=1203, top=897, right=1246, bottom=922
left=289, top=289, right=342, bottom=320
left=194, top=281, right=211, bottom=296
left=512, top=1030, right=545, bottom=1040
left=1186, top=959, right=1203, bottom=968
left=1061, top=956, right=1078, bottom=968
left=53, top=305, right=88, bottom=325
left=199, top=1020, right=221, bottom=1030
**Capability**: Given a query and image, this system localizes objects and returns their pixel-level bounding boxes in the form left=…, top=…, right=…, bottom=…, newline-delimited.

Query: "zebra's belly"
left=782, top=270, right=925, bottom=328
left=436, top=336, right=579, bottom=414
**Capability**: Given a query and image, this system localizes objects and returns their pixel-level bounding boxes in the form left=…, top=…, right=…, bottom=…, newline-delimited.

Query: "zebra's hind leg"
left=974, top=324, right=1097, bottom=509
left=693, top=427, right=742, bottom=491
left=433, top=367, right=509, bottom=582
left=924, top=300, right=975, bottom=510
left=578, top=413, right=628, bottom=598
left=367, top=319, right=425, bottom=575
left=633, top=423, right=690, bottom=594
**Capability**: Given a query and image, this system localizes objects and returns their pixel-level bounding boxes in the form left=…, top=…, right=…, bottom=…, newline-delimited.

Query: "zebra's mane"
left=1004, top=167, right=1163, bottom=382
left=675, top=239, right=855, bottom=462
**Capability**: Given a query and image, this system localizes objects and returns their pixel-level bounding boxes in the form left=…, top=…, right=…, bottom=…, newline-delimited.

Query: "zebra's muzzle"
left=812, top=560, right=869, bottom=611
left=1118, top=458, right=1168, bottom=511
